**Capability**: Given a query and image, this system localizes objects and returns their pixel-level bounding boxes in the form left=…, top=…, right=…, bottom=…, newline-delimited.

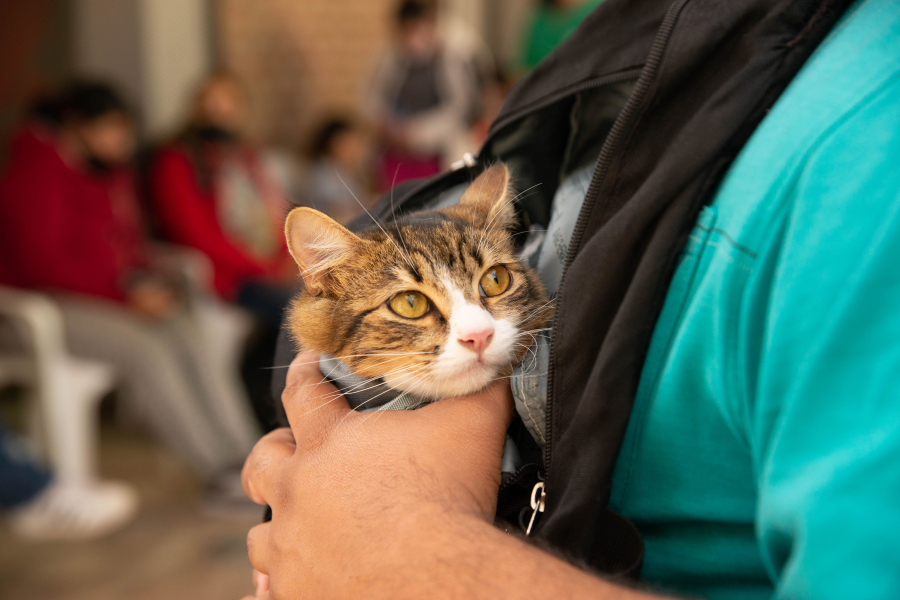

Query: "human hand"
left=126, top=279, right=182, bottom=319
left=241, top=351, right=513, bottom=598
left=239, top=570, right=269, bottom=600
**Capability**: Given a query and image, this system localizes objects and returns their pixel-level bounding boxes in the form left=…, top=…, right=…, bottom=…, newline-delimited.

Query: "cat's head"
left=284, top=163, right=551, bottom=400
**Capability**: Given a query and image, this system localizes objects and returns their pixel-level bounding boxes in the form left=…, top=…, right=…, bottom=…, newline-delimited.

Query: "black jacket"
left=273, top=0, right=852, bottom=576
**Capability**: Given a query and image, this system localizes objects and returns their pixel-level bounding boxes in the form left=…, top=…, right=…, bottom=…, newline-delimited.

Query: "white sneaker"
left=8, top=480, right=139, bottom=542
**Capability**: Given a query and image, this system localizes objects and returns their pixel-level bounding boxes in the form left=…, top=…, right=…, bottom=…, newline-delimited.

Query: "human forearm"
left=362, top=511, right=668, bottom=600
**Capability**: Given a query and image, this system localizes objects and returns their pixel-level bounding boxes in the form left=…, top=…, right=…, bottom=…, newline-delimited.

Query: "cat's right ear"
left=285, top=207, right=362, bottom=295
left=453, top=162, right=515, bottom=230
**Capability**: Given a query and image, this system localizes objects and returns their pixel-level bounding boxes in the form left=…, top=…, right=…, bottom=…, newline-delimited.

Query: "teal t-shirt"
left=607, top=1, right=900, bottom=599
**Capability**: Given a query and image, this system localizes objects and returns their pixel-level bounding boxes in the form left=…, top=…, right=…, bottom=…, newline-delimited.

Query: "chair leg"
left=40, top=360, right=114, bottom=484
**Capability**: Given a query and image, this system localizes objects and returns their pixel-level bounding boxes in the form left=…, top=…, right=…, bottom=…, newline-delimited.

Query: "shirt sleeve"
left=751, top=80, right=900, bottom=600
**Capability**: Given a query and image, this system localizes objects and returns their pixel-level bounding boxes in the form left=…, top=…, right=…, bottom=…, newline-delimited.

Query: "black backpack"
left=273, top=0, right=852, bottom=579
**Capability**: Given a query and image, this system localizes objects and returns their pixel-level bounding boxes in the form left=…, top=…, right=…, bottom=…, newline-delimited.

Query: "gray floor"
left=0, top=427, right=259, bottom=600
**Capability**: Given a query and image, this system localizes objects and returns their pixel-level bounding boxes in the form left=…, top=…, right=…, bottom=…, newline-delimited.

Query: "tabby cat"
left=284, top=163, right=551, bottom=406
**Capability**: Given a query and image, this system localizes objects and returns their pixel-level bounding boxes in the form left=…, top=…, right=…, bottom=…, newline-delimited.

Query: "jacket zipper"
left=540, top=0, right=694, bottom=518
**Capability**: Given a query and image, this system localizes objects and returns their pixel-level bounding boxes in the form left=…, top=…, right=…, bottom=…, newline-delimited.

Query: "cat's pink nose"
left=457, top=328, right=494, bottom=357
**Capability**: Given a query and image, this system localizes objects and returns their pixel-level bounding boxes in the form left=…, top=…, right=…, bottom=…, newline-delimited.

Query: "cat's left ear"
left=452, top=162, right=516, bottom=230
left=285, top=207, right=362, bottom=295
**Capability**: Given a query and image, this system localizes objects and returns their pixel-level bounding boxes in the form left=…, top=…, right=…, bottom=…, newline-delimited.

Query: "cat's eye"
left=388, top=291, right=430, bottom=319
left=479, top=265, right=511, bottom=297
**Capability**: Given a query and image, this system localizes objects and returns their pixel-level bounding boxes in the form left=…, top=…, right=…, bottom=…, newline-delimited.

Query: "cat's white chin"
left=384, top=361, right=500, bottom=400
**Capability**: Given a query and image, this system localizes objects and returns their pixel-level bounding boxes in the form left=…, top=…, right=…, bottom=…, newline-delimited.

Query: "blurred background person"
left=0, top=81, right=260, bottom=491
left=367, top=0, right=481, bottom=190
left=301, top=116, right=373, bottom=225
left=150, top=72, right=294, bottom=428
left=517, top=0, right=603, bottom=75
left=470, top=68, right=512, bottom=147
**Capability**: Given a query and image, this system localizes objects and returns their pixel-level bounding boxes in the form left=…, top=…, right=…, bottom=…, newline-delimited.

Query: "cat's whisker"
left=518, top=328, right=552, bottom=335
left=335, top=169, right=418, bottom=272
left=281, top=361, right=420, bottom=398
left=265, top=350, right=437, bottom=370
left=353, top=369, right=432, bottom=427
left=339, top=366, right=431, bottom=427
left=388, top=168, right=416, bottom=278
left=514, top=300, right=556, bottom=325
left=284, top=364, right=426, bottom=410
left=510, top=183, right=543, bottom=202
left=338, top=363, right=430, bottom=397
left=331, top=358, right=432, bottom=397
left=293, top=361, right=426, bottom=400
left=513, top=338, right=539, bottom=355
left=481, top=217, right=543, bottom=257
left=478, top=183, right=542, bottom=250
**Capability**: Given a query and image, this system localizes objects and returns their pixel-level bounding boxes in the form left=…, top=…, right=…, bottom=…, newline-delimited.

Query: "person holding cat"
left=240, top=0, right=900, bottom=598
left=0, top=82, right=259, bottom=489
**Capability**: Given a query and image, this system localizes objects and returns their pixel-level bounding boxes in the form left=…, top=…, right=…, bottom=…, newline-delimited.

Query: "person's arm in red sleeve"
left=0, top=132, right=123, bottom=300
left=150, top=148, right=271, bottom=296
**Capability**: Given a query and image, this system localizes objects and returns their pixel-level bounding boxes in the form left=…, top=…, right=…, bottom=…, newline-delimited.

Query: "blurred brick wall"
left=215, top=0, right=396, bottom=149
left=0, top=0, right=71, bottom=164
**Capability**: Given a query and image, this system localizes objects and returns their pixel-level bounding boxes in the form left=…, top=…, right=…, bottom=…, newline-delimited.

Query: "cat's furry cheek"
left=287, top=295, right=343, bottom=356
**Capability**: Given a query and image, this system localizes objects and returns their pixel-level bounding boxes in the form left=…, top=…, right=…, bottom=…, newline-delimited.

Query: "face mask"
left=87, top=156, right=113, bottom=174
left=195, top=125, right=236, bottom=143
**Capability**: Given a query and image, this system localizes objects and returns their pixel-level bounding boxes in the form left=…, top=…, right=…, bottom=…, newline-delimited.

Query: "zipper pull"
left=525, top=481, right=546, bottom=536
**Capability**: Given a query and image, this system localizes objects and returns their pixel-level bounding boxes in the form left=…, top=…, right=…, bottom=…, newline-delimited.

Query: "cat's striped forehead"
left=358, top=214, right=516, bottom=299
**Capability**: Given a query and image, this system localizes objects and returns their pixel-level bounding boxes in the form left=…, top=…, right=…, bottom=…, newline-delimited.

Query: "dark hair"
left=396, top=0, right=437, bottom=25
left=31, top=81, right=129, bottom=127
left=308, top=117, right=355, bottom=160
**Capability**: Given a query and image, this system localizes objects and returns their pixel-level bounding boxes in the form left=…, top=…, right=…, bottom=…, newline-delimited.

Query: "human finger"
left=247, top=522, right=272, bottom=576
left=255, top=570, right=270, bottom=595
left=282, top=351, right=351, bottom=435
left=242, top=427, right=295, bottom=504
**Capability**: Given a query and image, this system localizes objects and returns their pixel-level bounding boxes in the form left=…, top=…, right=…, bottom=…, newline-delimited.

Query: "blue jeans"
left=0, top=424, right=50, bottom=508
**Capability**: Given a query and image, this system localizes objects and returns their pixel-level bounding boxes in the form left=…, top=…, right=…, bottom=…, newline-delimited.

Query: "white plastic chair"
left=0, top=286, right=115, bottom=484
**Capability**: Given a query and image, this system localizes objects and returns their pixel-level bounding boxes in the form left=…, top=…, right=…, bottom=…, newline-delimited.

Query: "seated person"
left=0, top=82, right=260, bottom=489
left=150, top=73, right=295, bottom=428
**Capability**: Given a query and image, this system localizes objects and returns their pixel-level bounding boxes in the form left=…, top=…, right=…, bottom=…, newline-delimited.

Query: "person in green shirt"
left=240, top=1, right=900, bottom=598
left=517, top=0, right=603, bottom=73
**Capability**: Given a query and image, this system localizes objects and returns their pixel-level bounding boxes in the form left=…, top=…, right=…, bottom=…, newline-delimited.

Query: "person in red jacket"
left=150, top=73, right=295, bottom=426
left=151, top=73, right=293, bottom=300
left=0, top=82, right=260, bottom=486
